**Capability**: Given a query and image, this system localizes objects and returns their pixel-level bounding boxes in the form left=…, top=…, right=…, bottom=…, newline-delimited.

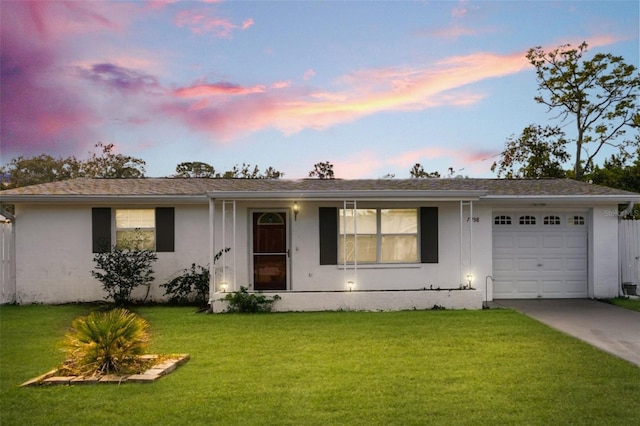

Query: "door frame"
left=249, top=208, right=291, bottom=291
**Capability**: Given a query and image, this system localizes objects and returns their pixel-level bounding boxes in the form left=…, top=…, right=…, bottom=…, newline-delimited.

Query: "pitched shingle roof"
left=1, top=177, right=639, bottom=202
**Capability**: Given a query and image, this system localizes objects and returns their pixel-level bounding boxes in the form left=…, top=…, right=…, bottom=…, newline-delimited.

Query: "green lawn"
left=605, top=297, right=640, bottom=312
left=1, top=305, right=639, bottom=425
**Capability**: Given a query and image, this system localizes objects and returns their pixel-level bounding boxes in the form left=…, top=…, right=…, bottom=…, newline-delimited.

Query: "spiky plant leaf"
left=60, top=308, right=151, bottom=375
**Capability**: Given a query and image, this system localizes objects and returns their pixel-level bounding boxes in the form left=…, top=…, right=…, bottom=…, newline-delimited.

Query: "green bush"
left=222, top=286, right=281, bottom=313
left=161, top=263, right=210, bottom=306
left=161, top=248, right=230, bottom=306
left=60, top=308, right=151, bottom=375
left=91, top=247, right=157, bottom=305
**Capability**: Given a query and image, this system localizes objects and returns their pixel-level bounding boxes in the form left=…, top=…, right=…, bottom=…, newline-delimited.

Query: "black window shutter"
left=420, top=207, right=438, bottom=263
left=92, top=208, right=111, bottom=253
left=155, top=207, right=175, bottom=252
left=319, top=207, right=338, bottom=265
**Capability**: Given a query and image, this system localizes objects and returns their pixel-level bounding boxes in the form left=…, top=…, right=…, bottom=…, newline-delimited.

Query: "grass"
left=1, top=305, right=639, bottom=425
left=604, top=297, right=640, bottom=312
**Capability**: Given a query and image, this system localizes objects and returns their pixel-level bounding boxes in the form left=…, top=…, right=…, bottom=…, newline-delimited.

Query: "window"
left=494, top=215, right=512, bottom=225
left=519, top=215, right=536, bottom=225
left=338, top=208, right=418, bottom=264
left=115, top=209, right=155, bottom=250
left=568, top=215, right=585, bottom=226
left=92, top=207, right=174, bottom=253
left=543, top=215, right=561, bottom=225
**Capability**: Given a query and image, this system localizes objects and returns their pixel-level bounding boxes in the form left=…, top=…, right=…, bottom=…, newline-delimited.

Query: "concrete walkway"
left=494, top=299, right=640, bottom=367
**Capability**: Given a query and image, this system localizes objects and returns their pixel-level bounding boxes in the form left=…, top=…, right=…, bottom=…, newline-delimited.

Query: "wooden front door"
left=253, top=212, right=287, bottom=291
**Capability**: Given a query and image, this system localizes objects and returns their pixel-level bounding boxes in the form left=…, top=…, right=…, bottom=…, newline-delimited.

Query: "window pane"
left=115, top=209, right=155, bottom=229
left=381, top=235, right=418, bottom=263
left=339, top=209, right=377, bottom=234
left=338, top=235, right=377, bottom=263
left=116, top=230, right=155, bottom=250
left=381, top=209, right=417, bottom=234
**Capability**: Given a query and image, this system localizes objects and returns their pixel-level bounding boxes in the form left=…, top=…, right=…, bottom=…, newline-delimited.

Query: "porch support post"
left=209, top=197, right=216, bottom=303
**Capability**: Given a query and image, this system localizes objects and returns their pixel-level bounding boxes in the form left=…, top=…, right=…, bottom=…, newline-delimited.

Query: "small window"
left=115, top=209, right=155, bottom=250
left=543, top=215, right=561, bottom=225
left=258, top=212, right=284, bottom=225
left=494, top=215, right=512, bottom=225
left=519, top=215, right=536, bottom=225
left=568, top=215, right=585, bottom=226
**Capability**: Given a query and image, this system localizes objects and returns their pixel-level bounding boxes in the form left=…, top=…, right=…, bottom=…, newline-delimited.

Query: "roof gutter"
left=0, top=195, right=209, bottom=204
left=485, top=195, right=640, bottom=204
left=206, top=190, right=487, bottom=201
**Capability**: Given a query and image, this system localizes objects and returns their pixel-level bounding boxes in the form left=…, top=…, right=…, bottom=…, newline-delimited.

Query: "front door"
left=253, top=211, right=288, bottom=291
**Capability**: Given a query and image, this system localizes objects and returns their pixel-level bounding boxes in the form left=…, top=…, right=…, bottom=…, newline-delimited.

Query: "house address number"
left=466, top=217, right=480, bottom=223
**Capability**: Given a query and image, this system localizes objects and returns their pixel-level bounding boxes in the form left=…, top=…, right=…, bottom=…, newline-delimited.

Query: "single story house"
left=1, top=177, right=639, bottom=311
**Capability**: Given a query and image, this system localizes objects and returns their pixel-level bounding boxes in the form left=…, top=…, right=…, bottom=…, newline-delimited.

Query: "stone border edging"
left=20, top=354, right=190, bottom=387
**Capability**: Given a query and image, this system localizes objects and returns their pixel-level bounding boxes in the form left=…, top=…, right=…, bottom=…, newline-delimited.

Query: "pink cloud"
left=175, top=8, right=253, bottom=37
left=303, top=69, right=316, bottom=80
left=175, top=82, right=266, bottom=97
left=271, top=81, right=292, bottom=89
left=242, top=18, right=255, bottom=30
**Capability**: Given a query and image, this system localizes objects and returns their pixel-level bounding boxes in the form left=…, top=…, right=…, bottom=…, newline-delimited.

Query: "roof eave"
left=206, top=190, right=487, bottom=201
left=485, top=195, right=640, bottom=204
left=0, top=195, right=208, bottom=204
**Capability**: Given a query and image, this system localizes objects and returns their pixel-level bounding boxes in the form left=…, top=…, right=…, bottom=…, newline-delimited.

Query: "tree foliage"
left=173, top=162, right=283, bottom=179
left=308, top=161, right=335, bottom=179
left=585, top=147, right=640, bottom=193
left=491, top=125, right=570, bottom=178
left=409, top=163, right=441, bottom=178
left=1, top=143, right=146, bottom=189
left=525, top=42, right=639, bottom=180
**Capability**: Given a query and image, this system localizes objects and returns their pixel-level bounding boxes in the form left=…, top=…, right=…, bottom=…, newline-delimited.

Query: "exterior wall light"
left=465, top=274, right=473, bottom=289
left=220, top=282, right=228, bottom=293
left=293, top=202, right=299, bottom=221
left=347, top=280, right=355, bottom=292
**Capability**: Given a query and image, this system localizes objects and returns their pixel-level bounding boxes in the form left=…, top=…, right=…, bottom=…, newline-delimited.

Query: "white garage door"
left=493, top=212, right=588, bottom=299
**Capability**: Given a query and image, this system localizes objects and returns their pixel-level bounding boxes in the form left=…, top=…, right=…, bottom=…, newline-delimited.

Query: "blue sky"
left=1, top=0, right=638, bottom=178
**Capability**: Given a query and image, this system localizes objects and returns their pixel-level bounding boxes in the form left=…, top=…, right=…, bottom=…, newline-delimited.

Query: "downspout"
left=619, top=201, right=636, bottom=297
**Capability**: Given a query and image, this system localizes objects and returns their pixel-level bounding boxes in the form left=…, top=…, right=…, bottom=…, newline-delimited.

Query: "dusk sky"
left=1, top=1, right=638, bottom=179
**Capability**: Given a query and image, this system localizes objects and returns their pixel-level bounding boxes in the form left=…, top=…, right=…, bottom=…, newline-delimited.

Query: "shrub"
left=91, top=247, right=157, bottom=305
left=60, top=308, right=151, bottom=375
left=161, top=263, right=210, bottom=306
left=222, top=286, right=281, bottom=313
left=161, top=248, right=230, bottom=306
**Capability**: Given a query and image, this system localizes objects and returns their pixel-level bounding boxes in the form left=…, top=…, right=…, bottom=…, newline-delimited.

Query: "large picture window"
left=338, top=208, right=418, bottom=264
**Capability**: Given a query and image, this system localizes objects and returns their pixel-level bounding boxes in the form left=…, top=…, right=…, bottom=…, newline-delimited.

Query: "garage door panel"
left=517, top=258, right=540, bottom=271
left=494, top=235, right=515, bottom=249
left=493, top=212, right=587, bottom=299
left=517, top=236, right=538, bottom=249
left=542, top=235, right=563, bottom=249
left=493, top=258, right=514, bottom=272
left=540, top=258, right=562, bottom=271
left=567, top=235, right=587, bottom=249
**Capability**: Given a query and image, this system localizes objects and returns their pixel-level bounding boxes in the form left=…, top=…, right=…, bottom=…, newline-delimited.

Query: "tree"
left=491, top=125, right=570, bottom=178
left=525, top=42, right=639, bottom=180
left=0, top=154, right=82, bottom=189
left=82, top=142, right=146, bottom=178
left=409, top=163, right=441, bottom=178
left=0, top=143, right=146, bottom=190
left=585, top=147, right=640, bottom=193
left=308, top=161, right=335, bottom=179
left=219, top=163, right=284, bottom=179
left=174, top=162, right=216, bottom=178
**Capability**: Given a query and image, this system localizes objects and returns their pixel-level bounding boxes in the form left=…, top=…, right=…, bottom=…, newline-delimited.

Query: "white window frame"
left=114, top=208, right=156, bottom=250
left=339, top=208, right=418, bottom=264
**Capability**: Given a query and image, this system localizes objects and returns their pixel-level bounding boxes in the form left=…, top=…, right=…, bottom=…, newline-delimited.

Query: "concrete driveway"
left=494, top=299, right=640, bottom=367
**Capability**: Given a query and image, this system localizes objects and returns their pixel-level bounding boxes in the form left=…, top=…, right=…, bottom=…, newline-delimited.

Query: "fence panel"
left=0, top=218, right=15, bottom=304
left=619, top=219, right=640, bottom=288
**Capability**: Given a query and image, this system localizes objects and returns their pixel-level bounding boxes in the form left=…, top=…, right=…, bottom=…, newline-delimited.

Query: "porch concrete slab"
left=495, top=299, right=640, bottom=367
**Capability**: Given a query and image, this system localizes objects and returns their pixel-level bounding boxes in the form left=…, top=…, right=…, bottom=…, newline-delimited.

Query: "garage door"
left=493, top=212, right=588, bottom=299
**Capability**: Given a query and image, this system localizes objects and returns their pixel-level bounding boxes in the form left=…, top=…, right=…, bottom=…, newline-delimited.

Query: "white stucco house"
left=1, top=177, right=639, bottom=311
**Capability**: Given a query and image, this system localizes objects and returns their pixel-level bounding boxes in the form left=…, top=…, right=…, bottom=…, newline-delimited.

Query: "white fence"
left=619, top=219, right=640, bottom=289
left=0, top=217, right=15, bottom=304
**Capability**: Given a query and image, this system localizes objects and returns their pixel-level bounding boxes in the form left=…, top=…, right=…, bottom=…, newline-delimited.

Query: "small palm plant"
left=60, top=308, right=151, bottom=376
